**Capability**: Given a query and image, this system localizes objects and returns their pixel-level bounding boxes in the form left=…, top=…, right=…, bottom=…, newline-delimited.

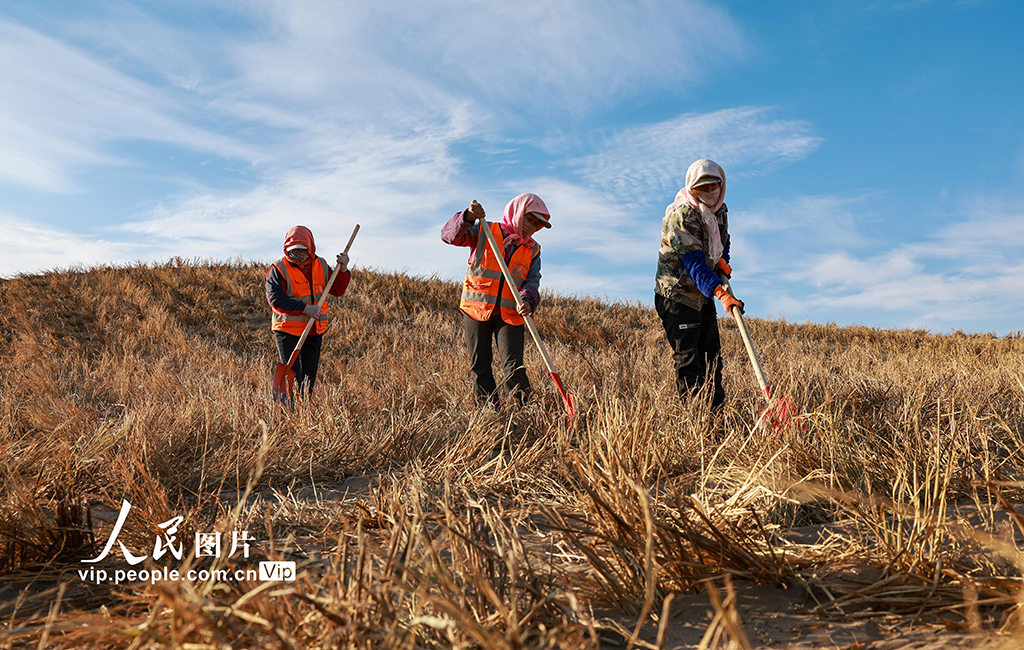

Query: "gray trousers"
left=462, top=310, right=530, bottom=404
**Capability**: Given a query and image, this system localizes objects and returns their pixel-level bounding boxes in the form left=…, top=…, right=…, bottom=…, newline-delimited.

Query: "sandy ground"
left=601, top=581, right=1019, bottom=649
left=298, top=479, right=1022, bottom=649
left=4, top=477, right=1018, bottom=650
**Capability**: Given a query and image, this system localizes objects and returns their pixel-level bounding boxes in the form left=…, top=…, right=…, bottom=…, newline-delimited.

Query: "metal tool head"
left=550, top=372, right=578, bottom=423
left=756, top=389, right=806, bottom=435
left=272, top=362, right=296, bottom=403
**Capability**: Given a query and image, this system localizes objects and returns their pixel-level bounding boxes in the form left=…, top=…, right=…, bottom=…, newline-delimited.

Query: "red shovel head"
left=549, top=372, right=578, bottom=423
left=272, top=362, right=296, bottom=402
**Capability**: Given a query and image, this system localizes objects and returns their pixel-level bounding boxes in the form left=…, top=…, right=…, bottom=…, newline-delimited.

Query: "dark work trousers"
left=654, top=293, right=725, bottom=408
left=274, top=331, right=324, bottom=396
left=462, top=310, right=530, bottom=404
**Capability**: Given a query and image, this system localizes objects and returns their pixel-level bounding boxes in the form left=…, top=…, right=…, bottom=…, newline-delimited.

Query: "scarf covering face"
left=499, top=193, right=550, bottom=250
left=667, top=159, right=726, bottom=263
left=283, top=225, right=316, bottom=265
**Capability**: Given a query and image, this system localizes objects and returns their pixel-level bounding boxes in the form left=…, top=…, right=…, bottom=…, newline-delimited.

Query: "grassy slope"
left=1, top=261, right=1022, bottom=648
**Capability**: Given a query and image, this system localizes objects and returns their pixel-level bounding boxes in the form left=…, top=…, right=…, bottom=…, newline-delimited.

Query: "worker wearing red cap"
left=266, top=225, right=351, bottom=396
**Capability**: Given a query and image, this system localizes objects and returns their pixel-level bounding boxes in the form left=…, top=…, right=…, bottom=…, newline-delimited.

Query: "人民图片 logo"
left=76, top=500, right=292, bottom=586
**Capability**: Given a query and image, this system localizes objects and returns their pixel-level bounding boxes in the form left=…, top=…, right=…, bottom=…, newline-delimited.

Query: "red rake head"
left=549, top=372, right=578, bottom=424
left=563, top=392, right=578, bottom=422
left=756, top=388, right=806, bottom=435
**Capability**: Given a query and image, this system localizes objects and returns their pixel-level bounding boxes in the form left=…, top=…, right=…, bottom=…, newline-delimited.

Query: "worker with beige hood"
left=655, top=159, right=744, bottom=410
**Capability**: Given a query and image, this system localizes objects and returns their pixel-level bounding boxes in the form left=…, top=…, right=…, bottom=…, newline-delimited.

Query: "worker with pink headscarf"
left=654, top=159, right=744, bottom=410
left=441, top=193, right=551, bottom=405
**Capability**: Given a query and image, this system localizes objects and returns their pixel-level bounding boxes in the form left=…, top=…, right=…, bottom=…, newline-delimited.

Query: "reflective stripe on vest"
left=459, top=223, right=533, bottom=326
left=270, top=257, right=331, bottom=336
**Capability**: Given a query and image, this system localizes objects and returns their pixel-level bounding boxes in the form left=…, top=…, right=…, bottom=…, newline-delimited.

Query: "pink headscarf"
left=499, top=193, right=550, bottom=250
left=667, top=159, right=726, bottom=263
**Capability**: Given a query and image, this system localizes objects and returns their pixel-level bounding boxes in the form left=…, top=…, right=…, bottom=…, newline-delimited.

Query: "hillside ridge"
left=1, top=261, right=1018, bottom=360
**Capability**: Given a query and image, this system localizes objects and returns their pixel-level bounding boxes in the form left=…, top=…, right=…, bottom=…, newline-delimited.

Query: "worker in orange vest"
left=441, top=194, right=551, bottom=405
left=265, top=225, right=351, bottom=396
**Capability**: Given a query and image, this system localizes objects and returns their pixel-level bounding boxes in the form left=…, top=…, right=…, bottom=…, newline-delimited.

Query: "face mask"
left=288, top=249, right=310, bottom=263
left=693, top=188, right=720, bottom=206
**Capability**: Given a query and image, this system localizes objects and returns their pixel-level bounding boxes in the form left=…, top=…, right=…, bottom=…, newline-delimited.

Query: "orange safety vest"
left=460, top=223, right=534, bottom=326
left=270, top=257, right=331, bottom=336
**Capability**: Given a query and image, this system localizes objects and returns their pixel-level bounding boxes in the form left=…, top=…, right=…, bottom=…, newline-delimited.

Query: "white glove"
left=302, top=304, right=324, bottom=318
left=336, top=252, right=349, bottom=273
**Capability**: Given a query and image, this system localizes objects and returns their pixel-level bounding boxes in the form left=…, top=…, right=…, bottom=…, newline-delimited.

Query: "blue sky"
left=1, top=1, right=1021, bottom=335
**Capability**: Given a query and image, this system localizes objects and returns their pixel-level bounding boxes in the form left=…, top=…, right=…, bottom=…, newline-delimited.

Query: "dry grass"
left=1, top=260, right=1023, bottom=648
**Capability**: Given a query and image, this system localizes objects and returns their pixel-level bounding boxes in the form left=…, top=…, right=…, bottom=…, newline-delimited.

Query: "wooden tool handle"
left=342, top=224, right=360, bottom=254
left=479, top=217, right=559, bottom=375
left=290, top=223, right=360, bottom=361
left=721, top=279, right=770, bottom=397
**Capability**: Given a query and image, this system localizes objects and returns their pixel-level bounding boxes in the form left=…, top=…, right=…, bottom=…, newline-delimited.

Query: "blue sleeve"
left=682, top=250, right=723, bottom=298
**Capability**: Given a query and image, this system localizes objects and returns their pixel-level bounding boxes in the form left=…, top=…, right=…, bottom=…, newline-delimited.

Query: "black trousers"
left=274, top=331, right=323, bottom=396
left=462, top=310, right=530, bottom=404
left=654, top=293, right=725, bottom=408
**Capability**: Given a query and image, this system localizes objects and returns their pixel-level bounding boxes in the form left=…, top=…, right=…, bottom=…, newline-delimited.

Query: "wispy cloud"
left=736, top=196, right=1024, bottom=333
left=796, top=251, right=1024, bottom=331
left=575, top=107, right=822, bottom=202
left=116, top=155, right=660, bottom=292
left=445, top=175, right=660, bottom=297
left=501, top=178, right=650, bottom=263
left=387, top=0, right=745, bottom=112
left=0, top=2, right=755, bottom=285
left=230, top=0, right=746, bottom=120
left=736, top=193, right=876, bottom=276
left=0, top=18, right=253, bottom=193
left=116, top=121, right=470, bottom=271
left=56, top=2, right=213, bottom=91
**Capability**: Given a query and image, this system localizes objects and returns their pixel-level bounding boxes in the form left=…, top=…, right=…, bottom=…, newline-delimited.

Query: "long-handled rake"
left=720, top=278, right=803, bottom=434
left=272, top=224, right=360, bottom=403
left=479, top=217, right=577, bottom=422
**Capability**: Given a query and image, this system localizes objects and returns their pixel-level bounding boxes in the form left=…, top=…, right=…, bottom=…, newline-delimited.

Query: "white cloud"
left=391, top=1, right=744, bottom=110
left=230, top=0, right=745, bottom=119
left=0, top=213, right=139, bottom=276
left=502, top=178, right=654, bottom=264
left=796, top=252, right=1024, bottom=328
left=57, top=3, right=211, bottom=91
left=0, top=1, right=752, bottom=286
left=576, top=107, right=822, bottom=202
left=901, top=209, right=1024, bottom=266
left=541, top=262, right=655, bottom=299
left=735, top=193, right=875, bottom=279
left=115, top=169, right=665, bottom=303
left=739, top=197, right=1024, bottom=332
left=0, top=19, right=253, bottom=193
left=95, top=0, right=754, bottom=296
left=119, top=122, right=469, bottom=265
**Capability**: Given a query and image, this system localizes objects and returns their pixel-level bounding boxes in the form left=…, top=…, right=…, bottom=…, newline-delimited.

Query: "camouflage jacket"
left=654, top=203, right=729, bottom=311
